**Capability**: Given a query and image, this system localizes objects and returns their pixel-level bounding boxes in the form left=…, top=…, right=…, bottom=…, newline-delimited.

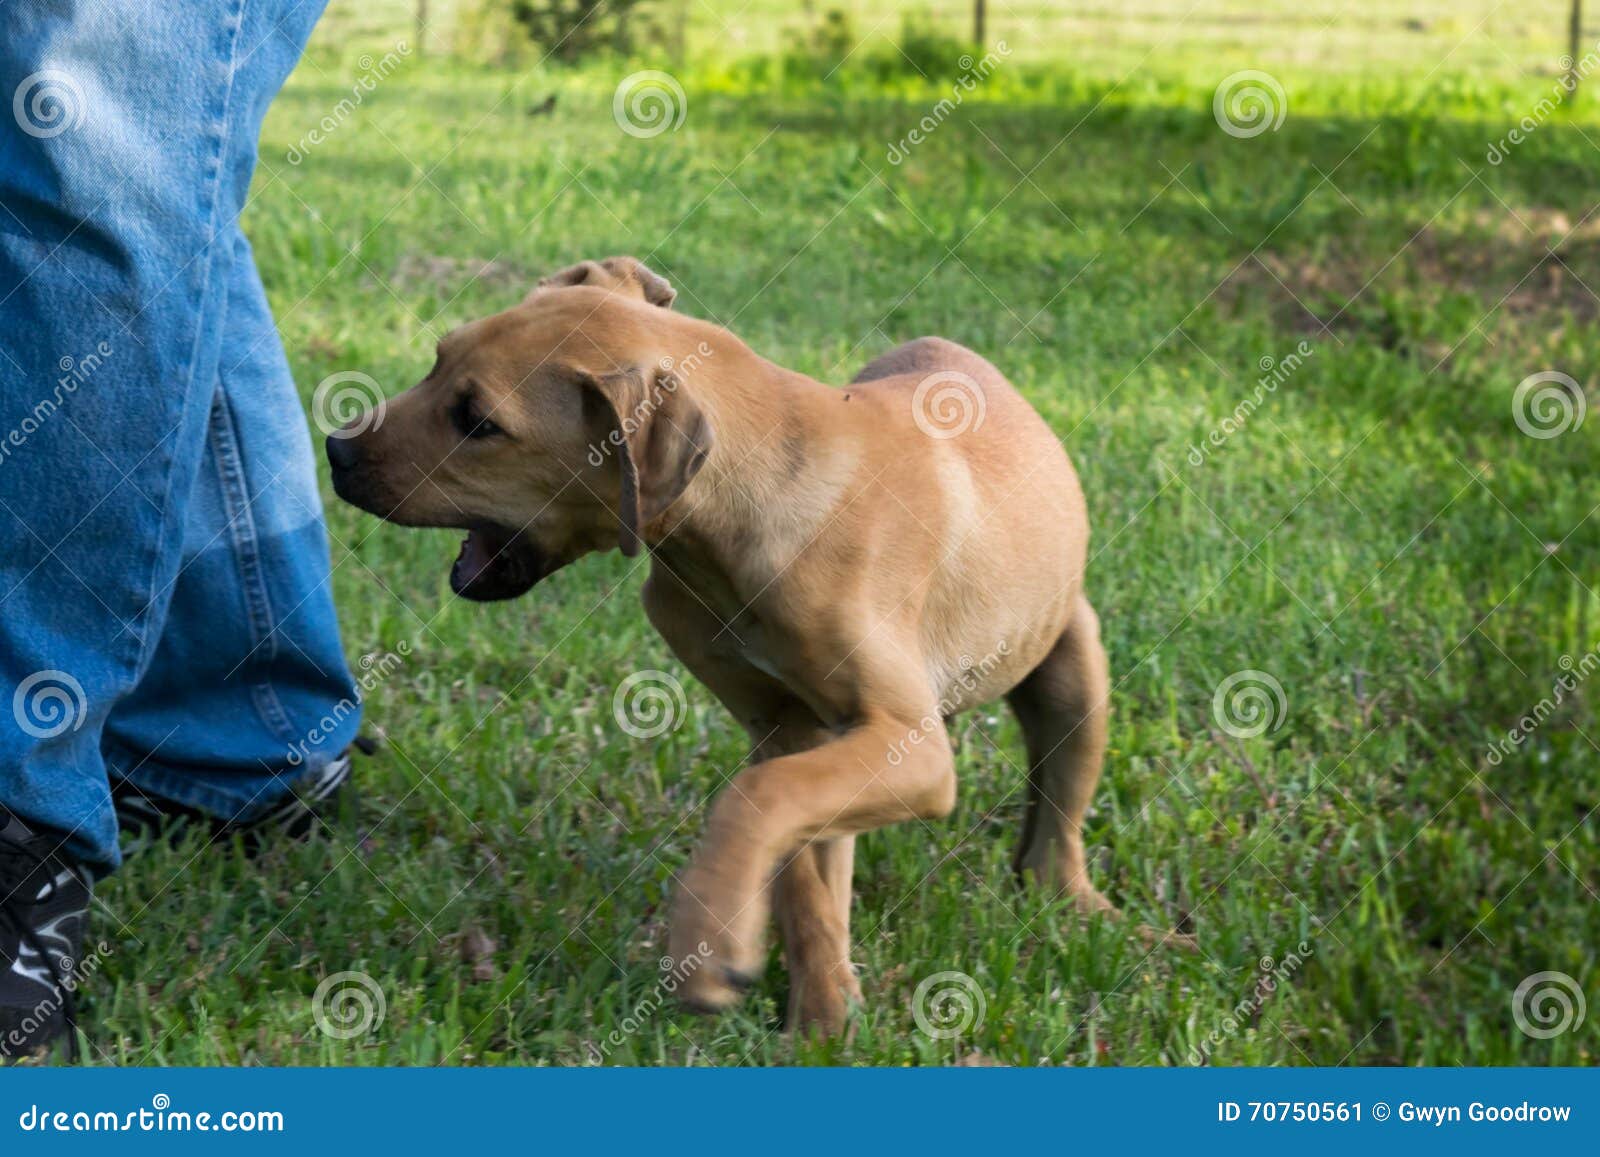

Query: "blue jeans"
left=0, top=0, right=359, bottom=872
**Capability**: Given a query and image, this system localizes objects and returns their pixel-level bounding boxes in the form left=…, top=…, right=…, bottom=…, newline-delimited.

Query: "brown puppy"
left=327, top=256, right=1185, bottom=1033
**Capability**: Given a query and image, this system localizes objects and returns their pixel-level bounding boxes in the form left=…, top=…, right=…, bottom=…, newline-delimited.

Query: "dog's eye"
left=453, top=396, right=504, bottom=441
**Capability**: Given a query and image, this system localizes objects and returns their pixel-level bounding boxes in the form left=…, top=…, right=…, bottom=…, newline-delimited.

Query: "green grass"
left=82, top=2, right=1599, bottom=1066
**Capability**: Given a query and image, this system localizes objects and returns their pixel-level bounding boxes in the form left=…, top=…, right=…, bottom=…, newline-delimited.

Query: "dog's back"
left=846, top=337, right=1087, bottom=710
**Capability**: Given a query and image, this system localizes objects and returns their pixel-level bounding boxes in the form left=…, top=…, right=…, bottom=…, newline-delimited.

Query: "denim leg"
left=103, top=229, right=361, bottom=821
left=0, top=0, right=336, bottom=872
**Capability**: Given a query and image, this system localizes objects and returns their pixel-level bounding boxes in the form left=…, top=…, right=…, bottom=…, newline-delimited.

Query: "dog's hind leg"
left=1007, top=595, right=1115, bottom=913
left=1008, top=596, right=1196, bottom=948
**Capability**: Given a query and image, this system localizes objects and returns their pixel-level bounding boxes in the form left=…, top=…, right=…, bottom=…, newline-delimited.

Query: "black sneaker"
left=0, top=809, right=91, bottom=1063
left=112, top=742, right=366, bottom=856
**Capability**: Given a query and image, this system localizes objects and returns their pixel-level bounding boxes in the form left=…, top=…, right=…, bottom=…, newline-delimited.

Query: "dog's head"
left=327, top=257, right=712, bottom=601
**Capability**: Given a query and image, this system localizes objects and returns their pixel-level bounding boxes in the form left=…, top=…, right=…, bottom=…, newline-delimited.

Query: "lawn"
left=85, top=1, right=1597, bottom=1065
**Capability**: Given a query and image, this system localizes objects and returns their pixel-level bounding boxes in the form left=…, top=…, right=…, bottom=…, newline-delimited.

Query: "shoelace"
left=0, top=832, right=79, bottom=1063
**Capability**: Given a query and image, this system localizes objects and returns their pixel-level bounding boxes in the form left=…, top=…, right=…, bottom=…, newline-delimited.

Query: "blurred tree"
left=510, top=0, right=657, bottom=59
left=974, top=0, right=985, bottom=45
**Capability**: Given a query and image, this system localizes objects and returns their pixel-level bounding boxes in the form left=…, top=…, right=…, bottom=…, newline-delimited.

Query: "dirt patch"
left=1219, top=206, right=1600, bottom=353
left=390, top=252, right=530, bottom=295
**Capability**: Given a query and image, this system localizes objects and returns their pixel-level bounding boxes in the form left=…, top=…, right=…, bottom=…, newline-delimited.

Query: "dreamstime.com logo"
left=312, top=970, right=387, bottom=1040
left=1512, top=370, right=1586, bottom=439
left=13, top=70, right=86, bottom=138
left=1213, top=70, right=1287, bottom=138
left=613, top=70, right=687, bottom=138
left=911, top=370, right=986, bottom=439
left=912, top=970, right=987, bottom=1039
left=612, top=670, right=688, bottom=738
left=12, top=670, right=88, bottom=740
left=17, top=1095, right=284, bottom=1134
left=1511, top=971, right=1586, bottom=1040
left=1212, top=669, right=1287, bottom=739
left=314, top=370, right=386, bottom=438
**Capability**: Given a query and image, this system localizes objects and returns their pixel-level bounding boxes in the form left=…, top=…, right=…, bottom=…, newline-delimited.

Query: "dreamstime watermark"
left=1213, top=70, right=1287, bottom=139
left=613, top=70, right=687, bottom=138
left=12, top=670, right=88, bottom=740
left=613, top=669, right=688, bottom=738
left=889, top=643, right=1011, bottom=768
left=1212, top=669, right=1287, bottom=739
left=312, top=970, right=386, bottom=1040
left=585, top=343, right=714, bottom=467
left=17, top=1095, right=283, bottom=1134
left=885, top=42, right=1011, bottom=164
left=12, top=69, right=86, bottom=139
left=911, top=370, right=986, bottom=439
left=886, top=642, right=1011, bottom=766
left=1487, top=42, right=1600, bottom=164
left=0, top=341, right=115, bottom=468
left=286, top=41, right=412, bottom=163
left=314, top=370, right=386, bottom=438
left=584, top=943, right=712, bottom=1063
left=1511, top=370, right=1586, bottom=439
left=1187, top=340, right=1314, bottom=466
left=1188, top=940, right=1314, bottom=1063
left=1511, top=970, right=1586, bottom=1039
left=911, top=970, right=987, bottom=1039
left=286, top=641, right=412, bottom=767
left=2, top=938, right=112, bottom=1060
left=1485, top=641, right=1599, bottom=766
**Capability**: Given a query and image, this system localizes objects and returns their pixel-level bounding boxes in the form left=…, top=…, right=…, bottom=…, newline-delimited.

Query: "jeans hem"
left=102, top=733, right=353, bottom=825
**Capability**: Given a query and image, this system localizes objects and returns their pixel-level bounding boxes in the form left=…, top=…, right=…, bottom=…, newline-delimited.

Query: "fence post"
left=1570, top=1, right=1584, bottom=91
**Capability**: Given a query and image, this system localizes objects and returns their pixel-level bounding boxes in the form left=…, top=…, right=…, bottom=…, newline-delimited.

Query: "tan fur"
left=326, top=256, right=1191, bottom=1035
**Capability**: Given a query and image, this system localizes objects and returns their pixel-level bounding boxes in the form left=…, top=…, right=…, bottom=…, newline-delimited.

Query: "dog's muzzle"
left=325, top=435, right=564, bottom=601
left=326, top=433, right=388, bottom=516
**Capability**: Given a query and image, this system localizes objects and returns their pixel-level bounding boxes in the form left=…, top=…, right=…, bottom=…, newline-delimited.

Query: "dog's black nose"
left=325, top=433, right=359, bottom=472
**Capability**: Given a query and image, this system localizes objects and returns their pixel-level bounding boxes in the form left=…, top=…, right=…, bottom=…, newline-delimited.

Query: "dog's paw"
left=786, top=964, right=862, bottom=1037
left=667, top=862, right=769, bottom=1013
left=674, top=957, right=760, bottom=1014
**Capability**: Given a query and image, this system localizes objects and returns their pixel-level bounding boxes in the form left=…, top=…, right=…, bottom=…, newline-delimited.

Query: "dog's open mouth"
left=449, top=525, right=560, bottom=601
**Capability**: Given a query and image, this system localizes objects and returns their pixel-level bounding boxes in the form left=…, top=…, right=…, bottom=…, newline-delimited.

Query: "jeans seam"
left=129, top=0, right=250, bottom=685
left=208, top=384, right=298, bottom=746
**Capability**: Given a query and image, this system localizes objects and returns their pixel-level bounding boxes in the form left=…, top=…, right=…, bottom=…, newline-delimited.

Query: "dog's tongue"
left=453, top=530, right=501, bottom=588
left=450, top=525, right=552, bottom=601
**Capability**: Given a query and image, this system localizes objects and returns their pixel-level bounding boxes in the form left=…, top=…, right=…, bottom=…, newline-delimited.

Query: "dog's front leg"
left=776, top=836, right=860, bottom=1033
left=671, top=710, right=955, bottom=1013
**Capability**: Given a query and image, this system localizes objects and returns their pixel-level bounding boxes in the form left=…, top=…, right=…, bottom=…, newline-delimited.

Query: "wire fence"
left=316, top=0, right=1584, bottom=77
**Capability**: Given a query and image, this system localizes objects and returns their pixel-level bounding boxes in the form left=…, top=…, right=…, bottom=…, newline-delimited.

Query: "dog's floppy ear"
left=578, top=364, right=712, bottom=556
left=532, top=256, right=676, bottom=309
